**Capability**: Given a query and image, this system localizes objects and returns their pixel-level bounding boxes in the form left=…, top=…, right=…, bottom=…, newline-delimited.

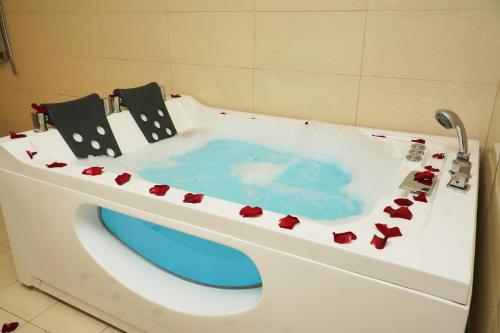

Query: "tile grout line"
left=354, top=10, right=369, bottom=126
left=252, top=2, right=256, bottom=113
left=481, top=81, right=500, bottom=152
left=6, top=54, right=498, bottom=87
left=28, top=300, right=60, bottom=324
left=5, top=9, right=500, bottom=14
left=0, top=279, right=19, bottom=292
left=4, top=50, right=498, bottom=86
left=0, top=302, right=25, bottom=323
left=165, top=11, right=174, bottom=94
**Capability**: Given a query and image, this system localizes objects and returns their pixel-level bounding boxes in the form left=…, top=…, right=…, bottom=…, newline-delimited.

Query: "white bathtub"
left=0, top=96, right=478, bottom=333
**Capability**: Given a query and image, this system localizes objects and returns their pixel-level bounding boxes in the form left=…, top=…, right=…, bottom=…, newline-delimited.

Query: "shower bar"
left=0, top=0, right=17, bottom=75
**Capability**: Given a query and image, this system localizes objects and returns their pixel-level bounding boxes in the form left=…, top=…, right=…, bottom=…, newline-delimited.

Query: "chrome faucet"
left=435, top=109, right=469, bottom=161
left=435, top=109, right=471, bottom=191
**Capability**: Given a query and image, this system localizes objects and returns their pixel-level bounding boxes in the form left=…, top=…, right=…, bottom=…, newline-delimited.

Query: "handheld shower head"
left=435, top=109, right=468, bottom=160
left=435, top=109, right=462, bottom=129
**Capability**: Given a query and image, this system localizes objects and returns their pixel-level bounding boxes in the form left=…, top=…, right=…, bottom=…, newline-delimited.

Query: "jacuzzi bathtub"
left=0, top=96, right=478, bottom=333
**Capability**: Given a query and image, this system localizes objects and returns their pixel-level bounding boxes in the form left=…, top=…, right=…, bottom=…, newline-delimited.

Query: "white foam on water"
left=231, top=162, right=288, bottom=186
left=289, top=120, right=406, bottom=207
left=75, top=115, right=407, bottom=219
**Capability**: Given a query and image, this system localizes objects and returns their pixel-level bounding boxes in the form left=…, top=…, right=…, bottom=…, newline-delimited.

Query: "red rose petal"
left=82, top=166, right=104, bottom=176
left=412, top=138, right=426, bottom=144
left=417, top=178, right=433, bottom=186
left=46, top=162, right=67, bottom=168
left=370, top=235, right=388, bottom=250
left=394, top=198, right=413, bottom=207
left=414, top=171, right=435, bottom=186
left=384, top=206, right=413, bottom=220
left=279, top=215, right=300, bottom=230
left=31, top=103, right=47, bottom=114
left=26, top=150, right=37, bottom=159
left=375, top=223, right=402, bottom=238
left=383, top=206, right=395, bottom=214
left=1, top=322, right=19, bottom=333
left=170, top=93, right=182, bottom=98
left=433, top=153, right=445, bottom=159
left=372, top=134, right=386, bottom=138
left=414, top=171, right=435, bottom=181
left=220, top=112, right=227, bottom=115
left=333, top=231, right=357, bottom=244
left=184, top=193, right=204, bottom=204
left=149, top=185, right=170, bottom=196
left=9, top=131, right=26, bottom=139
left=424, top=165, right=440, bottom=173
left=115, top=172, right=131, bottom=185
left=239, top=206, right=263, bottom=217
left=413, top=192, right=428, bottom=203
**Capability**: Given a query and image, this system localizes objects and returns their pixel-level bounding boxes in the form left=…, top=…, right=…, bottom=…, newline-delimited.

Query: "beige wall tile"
left=100, top=13, right=169, bottom=62
left=32, top=302, right=107, bottom=333
left=491, top=168, right=500, bottom=304
left=171, top=64, right=253, bottom=112
left=254, top=69, right=358, bottom=124
left=363, top=11, right=500, bottom=83
left=469, top=217, right=498, bottom=333
left=169, top=12, right=253, bottom=68
left=46, top=55, right=105, bottom=96
left=369, top=0, right=500, bottom=10
left=100, top=13, right=141, bottom=60
left=357, top=76, right=497, bottom=142
left=103, top=59, right=144, bottom=93
left=485, top=85, right=500, bottom=155
left=168, top=0, right=253, bottom=11
left=5, top=12, right=45, bottom=53
left=103, top=59, right=170, bottom=93
left=142, top=62, right=172, bottom=94
left=255, top=12, right=365, bottom=75
left=98, top=0, right=168, bottom=12
left=41, top=13, right=101, bottom=57
left=256, top=0, right=368, bottom=11
left=2, top=0, right=40, bottom=12
left=39, top=0, right=98, bottom=12
left=0, top=89, right=73, bottom=135
left=0, top=52, right=49, bottom=92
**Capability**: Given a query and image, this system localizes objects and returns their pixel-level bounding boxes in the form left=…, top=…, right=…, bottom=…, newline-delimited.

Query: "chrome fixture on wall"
left=0, top=0, right=17, bottom=75
left=435, top=109, right=471, bottom=192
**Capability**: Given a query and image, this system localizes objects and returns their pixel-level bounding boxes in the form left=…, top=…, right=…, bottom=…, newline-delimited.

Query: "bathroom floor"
left=0, top=207, right=123, bottom=333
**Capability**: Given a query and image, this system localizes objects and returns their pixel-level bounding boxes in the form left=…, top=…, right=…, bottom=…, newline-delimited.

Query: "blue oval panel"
left=100, top=208, right=262, bottom=289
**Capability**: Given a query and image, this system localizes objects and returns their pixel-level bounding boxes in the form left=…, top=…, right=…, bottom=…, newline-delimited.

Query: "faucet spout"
left=435, top=109, right=471, bottom=192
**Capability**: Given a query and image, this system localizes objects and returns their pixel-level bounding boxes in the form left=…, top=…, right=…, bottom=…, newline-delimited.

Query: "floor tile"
left=102, top=325, right=125, bottom=332
left=0, top=308, right=25, bottom=329
left=15, top=323, right=47, bottom=333
left=0, top=250, right=18, bottom=290
left=0, top=218, right=10, bottom=247
left=0, top=282, right=57, bottom=321
left=32, top=302, right=108, bottom=333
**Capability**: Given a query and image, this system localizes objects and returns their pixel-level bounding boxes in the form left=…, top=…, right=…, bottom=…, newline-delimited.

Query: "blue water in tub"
left=100, top=139, right=363, bottom=289
left=138, top=139, right=363, bottom=221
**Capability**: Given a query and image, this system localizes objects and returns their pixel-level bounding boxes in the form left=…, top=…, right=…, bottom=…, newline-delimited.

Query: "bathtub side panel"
left=0, top=171, right=468, bottom=333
